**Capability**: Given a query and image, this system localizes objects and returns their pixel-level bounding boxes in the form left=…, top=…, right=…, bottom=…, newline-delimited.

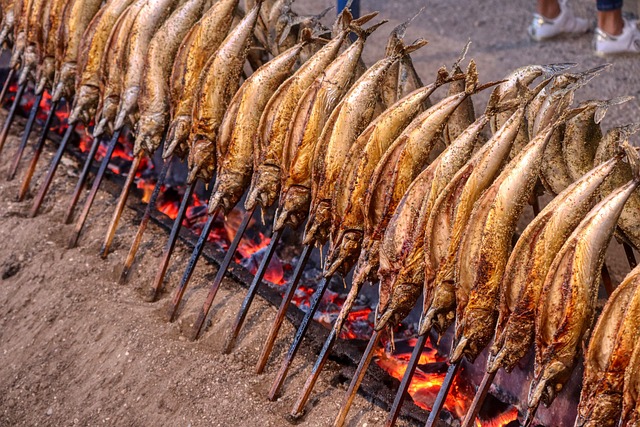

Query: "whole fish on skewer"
left=527, top=143, right=640, bottom=422
left=575, top=264, right=640, bottom=427
left=186, top=0, right=264, bottom=184
left=34, top=0, right=73, bottom=95
left=163, top=0, right=238, bottom=159
left=207, top=31, right=317, bottom=214
left=273, top=19, right=386, bottom=233
left=67, top=0, right=136, bottom=124
left=133, top=0, right=212, bottom=156
left=244, top=7, right=374, bottom=212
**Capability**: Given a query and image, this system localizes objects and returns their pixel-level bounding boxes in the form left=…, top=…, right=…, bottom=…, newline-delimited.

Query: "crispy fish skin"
left=378, top=113, right=491, bottom=330
left=113, top=0, right=182, bottom=132
left=450, top=121, right=564, bottom=364
left=594, top=124, right=640, bottom=250
left=622, top=339, right=640, bottom=427
left=272, top=22, right=383, bottom=232
left=187, top=1, right=263, bottom=184
left=163, top=0, right=238, bottom=159
left=243, top=9, right=371, bottom=212
left=34, top=0, right=71, bottom=94
left=0, top=0, right=15, bottom=48
left=51, top=0, right=104, bottom=102
left=134, top=0, right=209, bottom=156
left=575, top=265, right=640, bottom=427
left=529, top=166, right=640, bottom=412
left=17, top=0, right=47, bottom=85
left=8, top=0, right=29, bottom=70
left=207, top=41, right=307, bottom=214
left=303, top=39, right=429, bottom=253
left=443, top=64, right=475, bottom=145
left=488, top=157, right=620, bottom=374
left=67, top=0, right=136, bottom=123
left=325, top=75, right=447, bottom=285
left=93, top=1, right=146, bottom=138
left=419, top=99, right=534, bottom=337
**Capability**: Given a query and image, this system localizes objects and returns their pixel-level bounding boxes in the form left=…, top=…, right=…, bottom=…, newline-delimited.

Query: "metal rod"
left=384, top=334, right=429, bottom=427
left=67, top=129, right=121, bottom=249
left=623, top=242, right=637, bottom=269
left=0, top=68, right=16, bottom=102
left=460, top=370, right=497, bottom=427
left=7, top=92, right=42, bottom=180
left=100, top=152, right=143, bottom=258
left=523, top=403, right=539, bottom=427
left=151, top=181, right=196, bottom=303
left=223, top=228, right=283, bottom=354
left=191, top=206, right=256, bottom=340
left=0, top=82, right=26, bottom=156
left=255, top=243, right=313, bottom=374
left=601, top=263, right=614, bottom=296
left=17, top=100, right=59, bottom=201
left=268, top=273, right=333, bottom=401
left=334, top=330, right=382, bottom=427
left=119, top=157, right=171, bottom=284
left=425, top=361, right=461, bottom=427
left=29, top=122, right=75, bottom=217
left=63, top=134, right=102, bottom=224
left=291, top=275, right=368, bottom=418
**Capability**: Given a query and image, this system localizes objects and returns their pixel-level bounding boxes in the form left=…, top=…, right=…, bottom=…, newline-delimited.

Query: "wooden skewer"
left=384, top=333, right=428, bottom=427
left=119, top=157, right=172, bottom=284
left=424, top=361, right=461, bottom=427
left=460, top=370, right=497, bottom=427
left=0, top=68, right=16, bottom=102
left=29, top=123, right=76, bottom=217
left=255, top=243, right=313, bottom=374
left=151, top=180, right=197, bottom=303
left=290, top=277, right=368, bottom=418
left=100, top=152, right=143, bottom=258
left=223, top=228, right=283, bottom=354
left=63, top=134, right=102, bottom=224
left=190, top=206, right=256, bottom=340
left=334, top=330, right=382, bottom=427
left=67, top=129, right=122, bottom=249
left=7, top=91, right=42, bottom=180
left=523, top=404, right=539, bottom=427
left=17, top=100, right=59, bottom=201
left=268, top=273, right=333, bottom=401
left=0, top=81, right=26, bottom=157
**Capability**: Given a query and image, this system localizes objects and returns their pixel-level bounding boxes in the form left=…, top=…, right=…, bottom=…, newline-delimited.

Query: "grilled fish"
left=575, top=264, right=640, bottom=427
left=622, top=338, right=640, bottom=427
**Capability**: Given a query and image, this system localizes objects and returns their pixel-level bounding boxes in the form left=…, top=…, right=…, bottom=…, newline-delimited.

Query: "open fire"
left=6, top=83, right=525, bottom=426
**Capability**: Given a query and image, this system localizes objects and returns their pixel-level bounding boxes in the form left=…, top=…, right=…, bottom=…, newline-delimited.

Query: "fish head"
left=51, top=62, right=76, bottom=102
left=187, top=135, right=216, bottom=184
left=273, top=185, right=310, bottom=232
left=528, top=360, right=570, bottom=409
left=375, top=279, right=422, bottom=331
left=69, top=85, right=100, bottom=125
left=244, top=163, right=281, bottom=212
left=164, top=117, right=191, bottom=159
left=135, top=113, right=167, bottom=156
left=208, top=173, right=245, bottom=215
left=574, top=392, right=622, bottom=427
left=324, top=230, right=362, bottom=278
left=302, top=201, right=331, bottom=246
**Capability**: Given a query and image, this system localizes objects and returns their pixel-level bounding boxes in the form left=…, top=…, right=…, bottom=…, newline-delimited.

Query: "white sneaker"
left=594, top=18, right=640, bottom=56
left=528, top=0, right=591, bottom=41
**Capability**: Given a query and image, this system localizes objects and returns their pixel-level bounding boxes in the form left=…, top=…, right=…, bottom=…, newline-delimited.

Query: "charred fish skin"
left=243, top=8, right=375, bottom=212
left=622, top=338, right=640, bottom=427
left=114, top=0, right=183, bottom=132
left=487, top=157, right=621, bottom=375
left=378, top=113, right=492, bottom=329
left=187, top=1, right=264, bottom=184
left=418, top=82, right=545, bottom=338
left=163, top=0, right=239, bottom=160
left=134, top=0, right=210, bottom=156
left=207, top=39, right=309, bottom=215
left=450, top=117, right=570, bottom=365
left=93, top=0, right=147, bottom=138
left=51, top=0, right=104, bottom=102
left=594, top=124, right=640, bottom=250
left=529, top=149, right=640, bottom=412
left=575, top=265, right=640, bottom=427
left=67, top=0, right=137, bottom=124
left=303, top=37, right=429, bottom=254
left=273, top=20, right=385, bottom=233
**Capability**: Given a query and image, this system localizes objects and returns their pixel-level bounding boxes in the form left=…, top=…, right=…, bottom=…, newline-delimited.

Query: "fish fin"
left=452, top=39, right=472, bottom=72
left=593, top=95, right=635, bottom=124
left=350, top=11, right=379, bottom=28
left=541, top=62, right=578, bottom=76
left=350, top=19, right=388, bottom=40
left=623, top=139, right=640, bottom=180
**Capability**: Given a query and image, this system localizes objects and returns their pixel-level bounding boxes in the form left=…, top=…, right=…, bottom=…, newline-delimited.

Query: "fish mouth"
left=273, top=185, right=310, bottom=232
left=244, top=164, right=280, bottom=212
left=324, top=230, right=362, bottom=277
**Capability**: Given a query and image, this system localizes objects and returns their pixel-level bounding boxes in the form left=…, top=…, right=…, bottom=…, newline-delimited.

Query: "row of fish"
left=1, top=1, right=639, bottom=426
